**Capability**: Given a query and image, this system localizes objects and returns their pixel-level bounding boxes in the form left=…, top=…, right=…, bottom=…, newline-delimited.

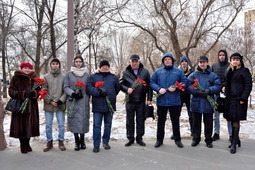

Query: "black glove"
left=25, top=89, right=32, bottom=98
left=31, top=90, right=37, bottom=98
left=56, top=100, right=63, bottom=106
left=72, top=91, right=83, bottom=100
left=77, top=89, right=83, bottom=99
left=99, top=89, right=107, bottom=97
left=196, top=89, right=210, bottom=98
left=71, top=92, right=79, bottom=99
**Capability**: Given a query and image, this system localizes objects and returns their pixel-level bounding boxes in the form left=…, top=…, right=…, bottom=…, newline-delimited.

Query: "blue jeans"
left=93, top=112, right=112, bottom=147
left=45, top=111, right=65, bottom=141
left=213, top=111, right=232, bottom=136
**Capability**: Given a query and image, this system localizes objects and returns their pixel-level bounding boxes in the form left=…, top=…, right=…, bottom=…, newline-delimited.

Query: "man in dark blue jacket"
left=187, top=56, right=221, bottom=148
left=120, top=54, right=153, bottom=147
left=86, top=60, right=120, bottom=153
left=151, top=53, right=187, bottom=148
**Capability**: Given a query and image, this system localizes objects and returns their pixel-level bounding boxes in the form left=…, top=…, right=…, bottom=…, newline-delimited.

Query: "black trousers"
left=180, top=94, right=192, bottom=132
left=126, top=102, right=145, bottom=142
left=157, top=106, right=181, bottom=142
left=192, top=112, right=213, bottom=144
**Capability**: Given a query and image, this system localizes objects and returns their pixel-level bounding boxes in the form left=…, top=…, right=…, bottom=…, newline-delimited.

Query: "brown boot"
left=58, top=140, right=66, bottom=151
left=43, top=140, right=53, bottom=152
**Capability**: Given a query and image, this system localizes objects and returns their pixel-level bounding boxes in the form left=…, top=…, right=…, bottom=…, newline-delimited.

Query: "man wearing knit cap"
left=151, top=53, right=187, bottom=148
left=120, top=54, right=153, bottom=147
left=211, top=49, right=232, bottom=142
left=86, top=59, right=120, bottom=153
left=175, top=56, right=194, bottom=137
left=41, top=58, right=67, bottom=152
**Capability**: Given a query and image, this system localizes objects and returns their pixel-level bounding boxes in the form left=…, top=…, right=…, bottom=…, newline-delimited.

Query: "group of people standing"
left=8, top=50, right=252, bottom=155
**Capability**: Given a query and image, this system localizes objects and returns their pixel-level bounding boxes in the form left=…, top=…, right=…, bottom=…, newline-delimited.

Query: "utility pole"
left=67, top=0, right=74, bottom=71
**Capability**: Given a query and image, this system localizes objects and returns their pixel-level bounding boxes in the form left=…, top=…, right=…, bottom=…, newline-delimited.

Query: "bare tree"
left=0, top=0, right=15, bottom=98
left=0, top=81, right=7, bottom=151
left=111, top=0, right=248, bottom=66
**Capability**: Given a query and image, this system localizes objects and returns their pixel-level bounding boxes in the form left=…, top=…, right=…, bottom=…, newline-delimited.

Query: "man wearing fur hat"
left=86, top=60, right=120, bottom=153
left=120, top=54, right=153, bottom=147
left=41, top=58, right=67, bottom=152
left=151, top=53, right=187, bottom=148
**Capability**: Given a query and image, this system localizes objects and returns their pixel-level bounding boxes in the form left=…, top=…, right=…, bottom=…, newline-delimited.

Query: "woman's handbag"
left=5, top=98, right=21, bottom=113
left=144, top=105, right=155, bottom=120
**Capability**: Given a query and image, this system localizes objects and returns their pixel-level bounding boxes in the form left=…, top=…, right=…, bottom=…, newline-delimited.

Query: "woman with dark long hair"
left=224, top=53, right=252, bottom=154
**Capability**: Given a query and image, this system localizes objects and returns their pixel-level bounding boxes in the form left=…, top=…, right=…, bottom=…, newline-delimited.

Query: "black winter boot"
left=230, top=127, right=240, bottom=154
left=74, top=137, right=80, bottom=151
left=19, top=138, right=28, bottom=154
left=80, top=137, right=86, bottom=150
left=26, top=138, right=32, bottom=152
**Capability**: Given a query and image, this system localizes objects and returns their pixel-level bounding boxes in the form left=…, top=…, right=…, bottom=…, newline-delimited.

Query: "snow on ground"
left=3, top=89, right=255, bottom=148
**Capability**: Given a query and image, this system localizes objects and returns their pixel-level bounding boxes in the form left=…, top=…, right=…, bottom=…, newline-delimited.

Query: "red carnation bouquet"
left=38, top=90, right=65, bottom=111
left=124, top=78, right=147, bottom=103
left=19, top=78, right=46, bottom=113
left=156, top=81, right=185, bottom=98
left=95, top=81, right=114, bottom=115
left=67, top=81, right=86, bottom=117
left=191, top=78, right=218, bottom=110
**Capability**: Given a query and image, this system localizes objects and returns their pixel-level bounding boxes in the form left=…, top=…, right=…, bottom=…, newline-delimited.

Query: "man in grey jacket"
left=42, top=58, right=67, bottom=152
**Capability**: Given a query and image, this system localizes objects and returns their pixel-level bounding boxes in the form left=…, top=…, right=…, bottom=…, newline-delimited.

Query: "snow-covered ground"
left=3, top=89, right=255, bottom=148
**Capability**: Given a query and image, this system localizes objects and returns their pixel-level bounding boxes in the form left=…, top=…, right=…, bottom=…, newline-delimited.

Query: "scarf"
left=70, top=66, right=86, bottom=77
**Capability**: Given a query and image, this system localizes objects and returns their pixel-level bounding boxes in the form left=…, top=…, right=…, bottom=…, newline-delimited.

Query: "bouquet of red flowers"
left=38, top=90, right=65, bottom=111
left=192, top=78, right=218, bottom=110
left=67, top=81, right=85, bottom=117
left=124, top=78, right=147, bottom=103
left=156, top=81, right=185, bottom=98
left=19, top=78, right=46, bottom=113
left=95, top=81, right=114, bottom=115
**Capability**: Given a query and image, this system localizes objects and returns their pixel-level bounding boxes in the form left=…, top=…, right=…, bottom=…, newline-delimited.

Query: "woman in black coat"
left=224, top=53, right=252, bottom=154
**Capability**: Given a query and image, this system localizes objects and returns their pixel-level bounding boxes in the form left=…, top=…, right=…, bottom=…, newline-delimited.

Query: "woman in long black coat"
left=224, top=53, right=252, bottom=154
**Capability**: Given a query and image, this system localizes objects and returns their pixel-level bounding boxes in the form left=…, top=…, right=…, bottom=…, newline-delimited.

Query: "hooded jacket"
left=119, top=63, right=152, bottom=102
left=211, top=49, right=229, bottom=85
left=63, top=61, right=90, bottom=134
left=150, top=53, right=187, bottom=106
left=42, top=64, right=66, bottom=112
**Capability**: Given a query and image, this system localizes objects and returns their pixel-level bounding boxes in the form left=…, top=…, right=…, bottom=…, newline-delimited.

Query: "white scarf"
left=70, top=66, right=86, bottom=77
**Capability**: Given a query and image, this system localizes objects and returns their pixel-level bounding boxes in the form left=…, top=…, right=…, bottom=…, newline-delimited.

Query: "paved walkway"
left=0, top=138, right=255, bottom=170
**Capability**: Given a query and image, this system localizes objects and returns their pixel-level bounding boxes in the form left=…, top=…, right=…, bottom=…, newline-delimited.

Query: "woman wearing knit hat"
left=224, top=52, right=252, bottom=154
left=8, top=62, right=40, bottom=153
left=63, top=54, right=90, bottom=151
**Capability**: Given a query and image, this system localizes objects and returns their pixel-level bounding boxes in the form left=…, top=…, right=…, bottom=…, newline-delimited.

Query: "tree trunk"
left=1, top=38, right=7, bottom=98
left=0, top=82, right=7, bottom=151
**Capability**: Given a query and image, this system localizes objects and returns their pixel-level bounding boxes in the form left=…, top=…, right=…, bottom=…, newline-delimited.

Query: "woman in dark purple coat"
left=224, top=53, right=252, bottom=154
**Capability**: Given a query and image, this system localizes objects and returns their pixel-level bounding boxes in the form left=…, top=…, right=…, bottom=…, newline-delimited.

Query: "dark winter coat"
left=150, top=54, right=187, bottom=106
left=211, top=49, right=230, bottom=85
left=86, top=70, right=120, bottom=113
left=224, top=66, right=252, bottom=121
left=119, top=63, right=152, bottom=103
left=187, top=66, right=221, bottom=113
left=8, top=71, right=40, bottom=138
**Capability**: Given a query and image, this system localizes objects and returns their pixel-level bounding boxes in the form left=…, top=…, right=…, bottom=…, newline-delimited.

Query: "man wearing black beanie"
left=86, top=59, right=120, bottom=153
